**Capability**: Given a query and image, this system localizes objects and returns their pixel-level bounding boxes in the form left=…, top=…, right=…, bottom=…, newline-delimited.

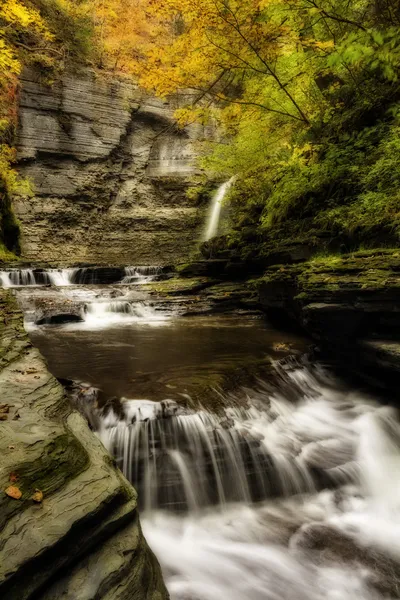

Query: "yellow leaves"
left=0, top=39, right=21, bottom=76
left=313, top=40, right=335, bottom=51
left=0, top=0, right=53, bottom=41
left=32, top=489, right=44, bottom=503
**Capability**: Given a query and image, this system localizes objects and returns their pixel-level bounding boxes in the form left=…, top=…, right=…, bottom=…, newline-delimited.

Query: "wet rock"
left=0, top=291, right=167, bottom=600
left=36, top=313, right=84, bottom=325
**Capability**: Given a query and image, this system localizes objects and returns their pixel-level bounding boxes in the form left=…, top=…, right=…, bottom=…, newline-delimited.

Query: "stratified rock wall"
left=0, top=290, right=168, bottom=599
left=15, top=69, right=209, bottom=265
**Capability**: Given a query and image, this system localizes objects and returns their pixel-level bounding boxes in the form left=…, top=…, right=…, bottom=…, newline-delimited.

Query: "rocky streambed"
left=2, top=251, right=400, bottom=600
left=0, top=291, right=167, bottom=600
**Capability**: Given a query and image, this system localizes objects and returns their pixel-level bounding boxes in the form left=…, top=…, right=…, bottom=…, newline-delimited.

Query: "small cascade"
left=0, top=266, right=162, bottom=287
left=204, top=177, right=234, bottom=241
left=81, top=300, right=169, bottom=327
left=0, top=268, right=77, bottom=287
left=0, top=269, right=38, bottom=287
left=47, top=269, right=75, bottom=286
left=122, top=266, right=162, bottom=284
left=95, top=363, right=377, bottom=512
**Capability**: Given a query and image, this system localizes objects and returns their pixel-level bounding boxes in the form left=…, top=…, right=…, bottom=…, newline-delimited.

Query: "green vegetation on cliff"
left=0, top=0, right=96, bottom=258
left=123, top=0, right=400, bottom=258
left=2, top=0, right=400, bottom=261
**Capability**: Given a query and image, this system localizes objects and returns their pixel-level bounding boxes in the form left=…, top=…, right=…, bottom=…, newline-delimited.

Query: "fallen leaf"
left=5, top=486, right=22, bottom=500
left=9, top=472, right=18, bottom=483
left=32, top=489, right=43, bottom=503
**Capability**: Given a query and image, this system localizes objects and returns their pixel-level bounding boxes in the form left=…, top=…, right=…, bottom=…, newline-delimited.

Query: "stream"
left=5, top=269, right=400, bottom=600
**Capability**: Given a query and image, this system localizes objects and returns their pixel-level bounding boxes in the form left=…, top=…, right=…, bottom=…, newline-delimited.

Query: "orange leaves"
left=5, top=485, right=22, bottom=500
left=4, top=472, right=44, bottom=503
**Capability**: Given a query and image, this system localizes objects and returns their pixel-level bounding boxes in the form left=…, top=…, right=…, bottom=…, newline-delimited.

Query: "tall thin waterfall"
left=204, top=178, right=234, bottom=241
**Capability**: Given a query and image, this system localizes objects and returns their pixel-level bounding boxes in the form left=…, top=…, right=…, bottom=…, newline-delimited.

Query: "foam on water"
left=0, top=266, right=163, bottom=287
left=122, top=266, right=162, bottom=284
left=80, top=300, right=170, bottom=329
left=95, top=362, right=400, bottom=600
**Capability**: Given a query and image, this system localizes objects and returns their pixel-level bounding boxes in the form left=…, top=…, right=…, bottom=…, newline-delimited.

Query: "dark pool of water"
left=29, top=316, right=308, bottom=402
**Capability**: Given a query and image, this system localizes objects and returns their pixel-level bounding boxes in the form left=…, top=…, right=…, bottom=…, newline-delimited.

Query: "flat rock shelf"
left=0, top=290, right=167, bottom=600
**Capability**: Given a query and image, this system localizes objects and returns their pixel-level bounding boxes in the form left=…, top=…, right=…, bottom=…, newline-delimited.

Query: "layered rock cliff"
left=14, top=69, right=209, bottom=265
left=0, top=290, right=168, bottom=599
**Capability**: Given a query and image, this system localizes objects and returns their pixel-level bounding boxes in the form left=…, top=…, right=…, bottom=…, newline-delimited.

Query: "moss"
left=0, top=243, right=18, bottom=262
left=0, top=180, right=21, bottom=258
left=142, top=277, right=215, bottom=296
left=260, top=249, right=400, bottom=303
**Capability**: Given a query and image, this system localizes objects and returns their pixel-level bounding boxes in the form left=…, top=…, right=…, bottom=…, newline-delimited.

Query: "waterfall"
left=0, top=268, right=76, bottom=287
left=47, top=269, right=76, bottom=286
left=95, top=363, right=378, bottom=512
left=59, top=359, right=400, bottom=600
left=122, top=266, right=162, bottom=284
left=0, top=269, right=37, bottom=287
left=0, top=266, right=164, bottom=287
left=204, top=178, right=234, bottom=241
left=81, top=300, right=169, bottom=327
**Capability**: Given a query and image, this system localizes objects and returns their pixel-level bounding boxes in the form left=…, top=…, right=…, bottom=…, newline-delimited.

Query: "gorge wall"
left=14, top=69, right=209, bottom=265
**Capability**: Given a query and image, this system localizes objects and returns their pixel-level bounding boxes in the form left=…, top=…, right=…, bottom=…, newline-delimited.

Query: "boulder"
left=0, top=291, right=167, bottom=600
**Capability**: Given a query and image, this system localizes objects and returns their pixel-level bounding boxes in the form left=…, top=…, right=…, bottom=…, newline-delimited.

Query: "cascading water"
left=90, top=361, right=400, bottom=600
left=122, top=266, right=162, bottom=284
left=204, top=178, right=235, bottom=241
left=0, top=268, right=76, bottom=287
left=0, top=266, right=163, bottom=287
left=80, top=300, right=169, bottom=328
left=0, top=269, right=37, bottom=287
left=47, top=269, right=76, bottom=286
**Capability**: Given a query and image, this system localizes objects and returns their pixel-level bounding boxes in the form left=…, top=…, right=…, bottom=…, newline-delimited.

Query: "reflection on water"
left=25, top=300, right=400, bottom=600
left=30, top=316, right=306, bottom=400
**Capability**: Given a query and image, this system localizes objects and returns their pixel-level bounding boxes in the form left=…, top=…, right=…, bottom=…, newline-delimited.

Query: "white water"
left=80, top=300, right=170, bottom=329
left=96, top=363, right=400, bottom=600
left=0, top=268, right=37, bottom=287
left=0, top=266, right=163, bottom=287
left=204, top=178, right=234, bottom=241
left=122, top=266, right=162, bottom=284
left=0, top=268, right=75, bottom=287
left=47, top=269, right=76, bottom=286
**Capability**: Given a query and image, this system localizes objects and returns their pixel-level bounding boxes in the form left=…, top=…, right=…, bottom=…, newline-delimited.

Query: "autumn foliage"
left=2, top=0, right=400, bottom=254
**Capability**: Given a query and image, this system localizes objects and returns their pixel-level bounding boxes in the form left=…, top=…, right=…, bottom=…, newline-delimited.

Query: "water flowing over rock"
left=0, top=265, right=166, bottom=287
left=0, top=291, right=167, bottom=600
left=67, top=356, right=400, bottom=600
left=14, top=69, right=212, bottom=265
left=204, top=178, right=234, bottom=241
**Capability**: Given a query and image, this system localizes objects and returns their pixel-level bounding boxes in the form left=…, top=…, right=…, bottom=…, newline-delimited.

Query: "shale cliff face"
left=0, top=290, right=168, bottom=599
left=15, top=69, right=208, bottom=265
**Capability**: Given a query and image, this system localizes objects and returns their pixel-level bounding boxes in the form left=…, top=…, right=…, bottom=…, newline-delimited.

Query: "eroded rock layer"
left=0, top=290, right=168, bottom=600
left=15, top=69, right=208, bottom=265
